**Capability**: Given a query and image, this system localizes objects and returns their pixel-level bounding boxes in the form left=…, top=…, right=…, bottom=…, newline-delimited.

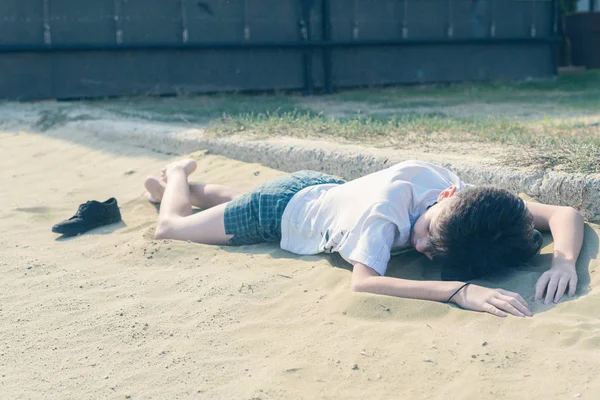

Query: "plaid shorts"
left=224, top=170, right=345, bottom=245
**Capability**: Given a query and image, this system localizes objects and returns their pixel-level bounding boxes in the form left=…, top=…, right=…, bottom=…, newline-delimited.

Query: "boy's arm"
left=526, top=201, right=584, bottom=304
left=351, top=262, right=531, bottom=317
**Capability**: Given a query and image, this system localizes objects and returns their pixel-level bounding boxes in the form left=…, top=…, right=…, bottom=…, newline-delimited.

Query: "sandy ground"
left=1, top=130, right=600, bottom=400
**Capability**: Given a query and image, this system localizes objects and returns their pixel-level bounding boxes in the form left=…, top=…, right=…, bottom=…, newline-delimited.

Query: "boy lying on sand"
left=144, top=159, right=583, bottom=317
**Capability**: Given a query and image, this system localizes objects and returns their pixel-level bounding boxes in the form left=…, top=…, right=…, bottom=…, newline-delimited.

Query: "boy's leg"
left=145, top=177, right=240, bottom=209
left=154, top=159, right=233, bottom=245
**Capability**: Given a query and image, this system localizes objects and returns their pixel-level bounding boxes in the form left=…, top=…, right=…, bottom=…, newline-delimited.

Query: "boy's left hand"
left=534, top=263, right=578, bottom=304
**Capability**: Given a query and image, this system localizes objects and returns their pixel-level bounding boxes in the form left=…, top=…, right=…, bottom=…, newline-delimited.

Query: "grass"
left=329, top=70, right=600, bottom=111
left=90, top=94, right=320, bottom=125
left=203, top=71, right=600, bottom=173
left=211, top=111, right=600, bottom=172
left=61, top=70, right=600, bottom=173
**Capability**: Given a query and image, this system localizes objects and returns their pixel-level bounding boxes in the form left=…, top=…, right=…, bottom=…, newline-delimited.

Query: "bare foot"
left=144, top=176, right=165, bottom=203
left=162, top=159, right=197, bottom=182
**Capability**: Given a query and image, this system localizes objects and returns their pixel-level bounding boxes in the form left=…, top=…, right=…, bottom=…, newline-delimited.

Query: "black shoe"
left=52, top=198, right=122, bottom=236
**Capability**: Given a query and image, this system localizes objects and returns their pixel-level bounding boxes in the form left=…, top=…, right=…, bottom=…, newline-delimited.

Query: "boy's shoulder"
left=385, top=160, right=462, bottom=185
left=390, top=160, right=452, bottom=174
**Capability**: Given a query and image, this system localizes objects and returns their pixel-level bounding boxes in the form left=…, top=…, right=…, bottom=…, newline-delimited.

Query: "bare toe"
left=144, top=176, right=165, bottom=203
left=163, top=158, right=198, bottom=178
left=182, top=159, right=198, bottom=176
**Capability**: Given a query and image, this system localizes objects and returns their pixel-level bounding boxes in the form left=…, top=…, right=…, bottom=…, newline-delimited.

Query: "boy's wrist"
left=552, top=251, right=578, bottom=268
left=551, top=260, right=576, bottom=271
left=445, top=282, right=469, bottom=304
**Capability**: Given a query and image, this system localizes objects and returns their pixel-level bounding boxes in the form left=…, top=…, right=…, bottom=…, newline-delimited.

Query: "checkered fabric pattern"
left=224, top=170, right=345, bottom=245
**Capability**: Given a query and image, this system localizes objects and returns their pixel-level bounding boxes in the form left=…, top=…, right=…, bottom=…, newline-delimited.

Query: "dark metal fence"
left=0, top=0, right=559, bottom=100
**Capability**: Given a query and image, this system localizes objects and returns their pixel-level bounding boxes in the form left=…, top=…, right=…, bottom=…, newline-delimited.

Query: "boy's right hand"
left=451, top=284, right=532, bottom=317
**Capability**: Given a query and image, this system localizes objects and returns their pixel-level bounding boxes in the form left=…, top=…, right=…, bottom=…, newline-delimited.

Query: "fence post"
left=490, top=0, right=496, bottom=37
left=321, top=0, right=332, bottom=93
left=447, top=0, right=454, bottom=38
left=243, top=0, right=251, bottom=41
left=42, top=0, right=52, bottom=45
left=530, top=0, right=537, bottom=37
left=402, top=0, right=408, bottom=39
left=301, top=0, right=314, bottom=95
left=181, top=0, right=189, bottom=43
left=352, top=0, right=359, bottom=39
left=114, top=0, right=123, bottom=45
left=550, top=0, right=558, bottom=75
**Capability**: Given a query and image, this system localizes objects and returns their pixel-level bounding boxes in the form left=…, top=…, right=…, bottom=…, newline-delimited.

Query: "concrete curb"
left=76, top=120, right=600, bottom=222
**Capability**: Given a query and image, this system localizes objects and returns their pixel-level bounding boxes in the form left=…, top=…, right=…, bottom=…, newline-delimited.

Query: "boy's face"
left=410, top=186, right=457, bottom=260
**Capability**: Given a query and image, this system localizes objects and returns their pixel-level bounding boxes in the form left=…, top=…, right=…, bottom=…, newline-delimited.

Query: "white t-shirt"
left=279, top=160, right=471, bottom=276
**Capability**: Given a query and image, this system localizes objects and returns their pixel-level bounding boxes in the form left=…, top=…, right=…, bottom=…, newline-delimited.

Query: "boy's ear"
left=437, top=185, right=457, bottom=202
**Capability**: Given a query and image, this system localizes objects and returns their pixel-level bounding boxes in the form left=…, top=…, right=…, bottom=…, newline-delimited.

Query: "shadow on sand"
left=218, top=224, right=599, bottom=315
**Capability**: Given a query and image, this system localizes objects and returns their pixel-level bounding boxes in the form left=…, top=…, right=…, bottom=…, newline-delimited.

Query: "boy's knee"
left=154, top=225, right=168, bottom=240
left=154, top=218, right=174, bottom=240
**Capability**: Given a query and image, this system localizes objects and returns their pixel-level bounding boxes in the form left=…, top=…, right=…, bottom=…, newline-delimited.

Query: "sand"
left=1, top=129, right=599, bottom=400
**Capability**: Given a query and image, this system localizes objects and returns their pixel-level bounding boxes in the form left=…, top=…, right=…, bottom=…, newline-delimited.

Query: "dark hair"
left=429, top=187, right=543, bottom=281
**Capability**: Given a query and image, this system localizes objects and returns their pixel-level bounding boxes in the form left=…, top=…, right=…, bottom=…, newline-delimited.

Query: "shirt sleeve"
left=338, top=206, right=397, bottom=276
